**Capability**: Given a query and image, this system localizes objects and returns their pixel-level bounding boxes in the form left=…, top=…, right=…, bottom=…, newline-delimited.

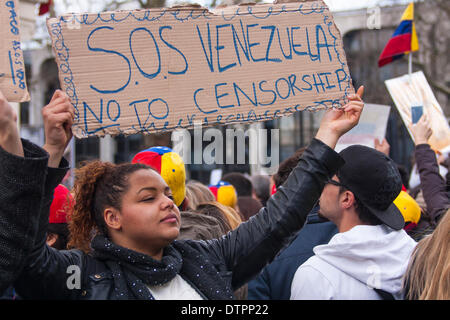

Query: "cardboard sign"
left=0, top=0, right=30, bottom=102
left=385, top=71, right=450, bottom=152
left=47, top=1, right=354, bottom=138
left=335, top=103, right=391, bottom=153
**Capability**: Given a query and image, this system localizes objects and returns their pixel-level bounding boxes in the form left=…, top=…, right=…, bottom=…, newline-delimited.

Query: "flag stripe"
left=380, top=33, right=412, bottom=57
left=378, top=2, right=419, bottom=68
left=401, top=3, right=414, bottom=21
left=378, top=53, right=405, bottom=67
left=392, top=20, right=413, bottom=37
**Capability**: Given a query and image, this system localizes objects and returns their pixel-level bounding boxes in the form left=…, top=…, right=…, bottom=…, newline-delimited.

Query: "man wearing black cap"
left=290, top=145, right=417, bottom=300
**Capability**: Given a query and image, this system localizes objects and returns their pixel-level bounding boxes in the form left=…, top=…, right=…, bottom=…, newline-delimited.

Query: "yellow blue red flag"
left=378, top=3, right=419, bottom=67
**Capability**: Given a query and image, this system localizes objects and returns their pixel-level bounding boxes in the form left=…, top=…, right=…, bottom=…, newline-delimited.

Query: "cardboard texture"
left=47, top=1, right=354, bottom=138
left=0, top=0, right=30, bottom=102
left=335, top=103, right=390, bottom=153
left=385, top=71, right=450, bottom=152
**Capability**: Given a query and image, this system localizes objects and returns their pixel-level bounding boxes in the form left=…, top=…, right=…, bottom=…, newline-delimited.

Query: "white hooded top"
left=290, top=224, right=417, bottom=300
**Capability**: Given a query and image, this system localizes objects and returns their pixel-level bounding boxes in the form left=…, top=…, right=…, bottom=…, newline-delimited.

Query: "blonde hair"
left=196, top=201, right=243, bottom=230
left=185, top=181, right=215, bottom=210
left=403, top=209, right=450, bottom=300
left=210, top=201, right=242, bottom=230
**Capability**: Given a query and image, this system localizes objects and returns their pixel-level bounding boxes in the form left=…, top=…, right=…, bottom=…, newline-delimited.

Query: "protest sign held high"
left=335, top=103, right=391, bottom=153
left=0, top=0, right=30, bottom=102
left=385, top=71, right=450, bottom=153
left=47, top=0, right=354, bottom=138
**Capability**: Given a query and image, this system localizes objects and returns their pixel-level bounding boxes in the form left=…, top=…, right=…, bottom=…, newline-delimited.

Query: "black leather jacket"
left=12, top=138, right=343, bottom=300
left=0, top=140, right=50, bottom=294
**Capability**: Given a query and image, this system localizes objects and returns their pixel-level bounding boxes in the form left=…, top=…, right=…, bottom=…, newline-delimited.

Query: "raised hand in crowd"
left=409, top=113, right=432, bottom=146
left=374, top=138, right=390, bottom=156
left=409, top=112, right=447, bottom=227
left=315, top=86, right=364, bottom=149
left=0, top=90, right=23, bottom=157
left=42, top=90, right=75, bottom=167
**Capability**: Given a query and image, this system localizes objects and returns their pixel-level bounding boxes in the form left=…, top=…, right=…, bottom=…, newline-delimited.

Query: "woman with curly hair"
left=2, top=88, right=365, bottom=300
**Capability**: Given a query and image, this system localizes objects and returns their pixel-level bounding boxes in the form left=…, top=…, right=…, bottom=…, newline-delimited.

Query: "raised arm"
left=192, top=86, right=365, bottom=289
left=409, top=114, right=448, bottom=224
left=13, top=90, right=83, bottom=299
left=42, top=89, right=74, bottom=168
left=0, top=90, right=48, bottom=293
left=0, top=90, right=23, bottom=157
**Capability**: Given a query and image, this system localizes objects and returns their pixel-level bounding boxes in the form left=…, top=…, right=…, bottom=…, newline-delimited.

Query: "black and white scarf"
left=91, top=235, right=233, bottom=300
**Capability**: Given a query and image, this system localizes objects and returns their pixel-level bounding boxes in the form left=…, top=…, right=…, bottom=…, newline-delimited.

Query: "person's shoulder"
left=290, top=258, right=335, bottom=299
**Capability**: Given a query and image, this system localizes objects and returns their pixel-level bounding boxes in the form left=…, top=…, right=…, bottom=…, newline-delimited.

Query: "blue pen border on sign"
left=49, top=4, right=351, bottom=136
left=49, top=21, right=80, bottom=121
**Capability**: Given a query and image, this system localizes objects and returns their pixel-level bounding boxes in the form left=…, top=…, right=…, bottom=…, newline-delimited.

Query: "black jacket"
left=0, top=140, right=50, bottom=294
left=408, top=144, right=449, bottom=241
left=10, top=138, right=343, bottom=300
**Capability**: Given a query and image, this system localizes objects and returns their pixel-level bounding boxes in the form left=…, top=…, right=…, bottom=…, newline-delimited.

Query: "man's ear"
left=104, top=208, right=122, bottom=231
left=340, top=190, right=357, bottom=210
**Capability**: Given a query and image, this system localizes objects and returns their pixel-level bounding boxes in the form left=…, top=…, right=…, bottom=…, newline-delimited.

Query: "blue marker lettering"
left=301, top=74, right=313, bottom=91
left=288, top=74, right=302, bottom=95
left=247, top=24, right=264, bottom=62
left=130, top=99, right=150, bottom=130
left=106, top=100, right=120, bottom=122
left=320, top=72, right=336, bottom=90
left=291, top=26, right=307, bottom=57
left=196, top=24, right=214, bottom=72
left=130, top=27, right=161, bottom=79
left=231, top=20, right=250, bottom=66
left=159, top=26, right=188, bottom=75
left=261, top=25, right=281, bottom=63
left=225, top=114, right=234, bottom=122
left=276, top=27, right=292, bottom=60
left=148, top=98, right=169, bottom=120
left=275, top=77, right=291, bottom=100
left=216, top=24, right=236, bottom=72
left=187, top=113, right=196, bottom=126
left=233, top=82, right=258, bottom=107
left=316, top=25, right=333, bottom=62
left=83, top=100, right=120, bottom=134
left=335, top=69, right=348, bottom=91
left=258, top=80, right=276, bottom=106
left=305, top=27, right=319, bottom=62
left=87, top=26, right=131, bottom=94
left=215, top=82, right=234, bottom=109
left=194, top=88, right=217, bottom=114
left=312, top=73, right=326, bottom=93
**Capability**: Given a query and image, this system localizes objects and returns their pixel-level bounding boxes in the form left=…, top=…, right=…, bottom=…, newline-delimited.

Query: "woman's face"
left=115, top=168, right=181, bottom=255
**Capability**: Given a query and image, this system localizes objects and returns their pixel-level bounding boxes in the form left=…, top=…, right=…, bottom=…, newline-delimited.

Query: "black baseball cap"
left=337, top=145, right=405, bottom=230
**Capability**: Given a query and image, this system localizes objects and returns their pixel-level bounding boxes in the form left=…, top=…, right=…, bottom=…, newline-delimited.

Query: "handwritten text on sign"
left=0, top=0, right=30, bottom=102
left=47, top=1, right=353, bottom=138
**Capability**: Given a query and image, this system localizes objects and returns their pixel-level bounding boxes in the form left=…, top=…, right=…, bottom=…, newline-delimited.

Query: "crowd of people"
left=0, top=85, right=448, bottom=300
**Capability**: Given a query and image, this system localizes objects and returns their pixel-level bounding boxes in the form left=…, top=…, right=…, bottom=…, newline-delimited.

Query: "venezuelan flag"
left=378, top=3, right=419, bottom=67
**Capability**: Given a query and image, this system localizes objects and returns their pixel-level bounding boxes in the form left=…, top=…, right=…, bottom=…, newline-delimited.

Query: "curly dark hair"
left=68, top=160, right=151, bottom=253
left=273, top=147, right=307, bottom=188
